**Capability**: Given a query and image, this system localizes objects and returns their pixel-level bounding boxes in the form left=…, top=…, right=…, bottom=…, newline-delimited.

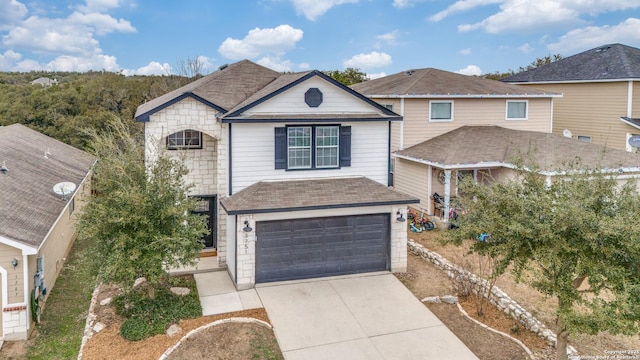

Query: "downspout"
left=228, top=123, right=233, bottom=196
left=427, top=165, right=433, bottom=213
left=443, top=170, right=451, bottom=222
left=628, top=81, right=634, bottom=118
left=23, top=253, right=29, bottom=332
left=399, top=98, right=405, bottom=150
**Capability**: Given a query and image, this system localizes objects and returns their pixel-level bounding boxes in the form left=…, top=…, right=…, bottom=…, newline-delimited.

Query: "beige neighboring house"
left=0, top=124, right=94, bottom=340
left=502, top=43, right=640, bottom=152
left=135, top=60, right=418, bottom=290
left=351, top=68, right=561, bottom=218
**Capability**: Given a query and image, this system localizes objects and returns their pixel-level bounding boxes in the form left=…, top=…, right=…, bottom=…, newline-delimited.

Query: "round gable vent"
left=305, top=88, right=323, bottom=107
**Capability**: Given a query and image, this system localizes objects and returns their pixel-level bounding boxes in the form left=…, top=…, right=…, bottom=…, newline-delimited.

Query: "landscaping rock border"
left=408, top=239, right=577, bottom=356
left=78, top=286, right=101, bottom=360
left=158, top=317, right=273, bottom=360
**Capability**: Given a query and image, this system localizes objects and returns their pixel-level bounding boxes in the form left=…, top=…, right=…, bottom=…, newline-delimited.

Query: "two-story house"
left=135, top=60, right=418, bottom=290
left=502, top=43, right=640, bottom=152
left=352, top=68, right=561, bottom=219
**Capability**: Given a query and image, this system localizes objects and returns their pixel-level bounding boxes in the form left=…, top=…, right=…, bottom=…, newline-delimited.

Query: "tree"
left=482, top=54, right=563, bottom=80
left=446, top=160, right=640, bottom=360
left=324, top=67, right=368, bottom=86
left=77, top=117, right=208, bottom=300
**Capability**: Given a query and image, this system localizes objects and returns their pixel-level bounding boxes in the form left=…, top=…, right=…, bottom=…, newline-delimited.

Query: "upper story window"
left=506, top=100, right=528, bottom=120
left=275, top=125, right=351, bottom=170
left=167, top=130, right=202, bottom=150
left=383, top=104, right=393, bottom=111
left=429, top=101, right=453, bottom=122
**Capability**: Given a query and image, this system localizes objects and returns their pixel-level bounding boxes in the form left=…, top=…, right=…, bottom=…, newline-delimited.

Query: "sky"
left=1, top=0, right=640, bottom=78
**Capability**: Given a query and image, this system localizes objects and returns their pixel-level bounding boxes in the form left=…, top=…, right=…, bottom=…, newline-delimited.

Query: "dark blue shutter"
left=339, top=126, right=351, bottom=167
left=275, top=127, right=287, bottom=169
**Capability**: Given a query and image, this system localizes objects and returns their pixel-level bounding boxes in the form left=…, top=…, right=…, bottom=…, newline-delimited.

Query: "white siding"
left=231, top=121, right=389, bottom=193
left=246, top=77, right=381, bottom=115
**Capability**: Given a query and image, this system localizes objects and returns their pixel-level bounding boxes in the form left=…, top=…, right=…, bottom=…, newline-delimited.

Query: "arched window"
left=167, top=130, right=202, bottom=150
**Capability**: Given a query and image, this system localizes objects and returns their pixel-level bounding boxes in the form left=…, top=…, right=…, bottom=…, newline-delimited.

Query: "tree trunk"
left=556, top=328, right=569, bottom=360
left=147, top=283, right=155, bottom=300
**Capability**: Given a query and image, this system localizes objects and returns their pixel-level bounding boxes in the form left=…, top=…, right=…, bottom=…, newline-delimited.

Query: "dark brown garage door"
left=255, top=214, right=390, bottom=283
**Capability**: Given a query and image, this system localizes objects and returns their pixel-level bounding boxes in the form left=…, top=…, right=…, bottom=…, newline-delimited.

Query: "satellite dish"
left=562, top=129, right=572, bottom=138
left=53, top=182, right=76, bottom=200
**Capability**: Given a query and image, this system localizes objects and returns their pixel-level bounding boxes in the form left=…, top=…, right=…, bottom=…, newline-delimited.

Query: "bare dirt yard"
left=407, top=228, right=640, bottom=359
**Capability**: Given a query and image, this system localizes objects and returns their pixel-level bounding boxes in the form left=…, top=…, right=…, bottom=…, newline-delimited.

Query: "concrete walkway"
left=194, top=271, right=477, bottom=360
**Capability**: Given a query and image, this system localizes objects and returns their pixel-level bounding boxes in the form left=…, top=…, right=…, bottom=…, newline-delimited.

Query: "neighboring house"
left=0, top=124, right=94, bottom=341
left=30, top=77, right=58, bottom=87
left=502, top=43, right=640, bottom=152
left=135, top=60, right=418, bottom=290
left=351, top=68, right=561, bottom=218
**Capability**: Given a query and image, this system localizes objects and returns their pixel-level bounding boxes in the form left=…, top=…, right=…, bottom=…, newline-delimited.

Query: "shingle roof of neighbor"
left=350, top=67, right=559, bottom=97
left=221, top=177, right=418, bottom=215
left=502, top=43, right=640, bottom=83
left=0, top=124, right=95, bottom=248
left=396, top=125, right=640, bottom=173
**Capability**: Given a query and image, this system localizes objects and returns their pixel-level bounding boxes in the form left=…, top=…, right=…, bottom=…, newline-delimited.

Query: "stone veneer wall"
left=408, top=239, right=577, bottom=356
left=390, top=207, right=408, bottom=273
left=234, top=215, right=256, bottom=290
left=145, top=97, right=228, bottom=264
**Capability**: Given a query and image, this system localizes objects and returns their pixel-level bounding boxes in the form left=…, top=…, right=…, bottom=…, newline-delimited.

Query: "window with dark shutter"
left=274, top=125, right=351, bottom=170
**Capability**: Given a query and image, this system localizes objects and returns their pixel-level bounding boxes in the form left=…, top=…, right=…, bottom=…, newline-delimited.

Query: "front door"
left=192, top=195, right=217, bottom=248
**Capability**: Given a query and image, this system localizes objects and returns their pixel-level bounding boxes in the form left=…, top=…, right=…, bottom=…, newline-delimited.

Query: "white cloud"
left=0, top=0, right=137, bottom=72
left=454, top=0, right=640, bottom=34
left=0, top=49, right=22, bottom=70
left=122, top=61, right=172, bottom=76
left=392, top=0, right=412, bottom=8
left=343, top=51, right=392, bottom=70
left=366, top=72, right=386, bottom=80
left=298, top=62, right=310, bottom=70
left=430, top=0, right=502, bottom=22
left=518, top=43, right=534, bottom=54
left=376, top=30, right=399, bottom=46
left=0, top=0, right=28, bottom=30
left=68, top=11, right=135, bottom=35
left=459, top=48, right=471, bottom=55
left=548, top=17, right=640, bottom=54
left=288, top=0, right=358, bottom=21
left=257, top=56, right=294, bottom=72
left=218, top=25, right=303, bottom=60
left=456, top=65, right=482, bottom=76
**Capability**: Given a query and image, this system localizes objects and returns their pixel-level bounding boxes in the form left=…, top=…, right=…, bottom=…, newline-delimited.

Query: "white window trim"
left=429, top=100, right=454, bottom=122
left=505, top=100, right=528, bottom=120
left=167, top=130, right=202, bottom=150
left=315, top=126, right=339, bottom=169
left=287, top=127, right=312, bottom=169
left=577, top=135, right=591, bottom=143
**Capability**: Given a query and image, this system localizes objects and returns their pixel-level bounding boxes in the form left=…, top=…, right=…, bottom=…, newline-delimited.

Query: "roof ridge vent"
left=405, top=70, right=415, bottom=76
left=595, top=46, right=611, bottom=52
left=218, top=64, right=229, bottom=71
left=1, top=161, right=8, bottom=174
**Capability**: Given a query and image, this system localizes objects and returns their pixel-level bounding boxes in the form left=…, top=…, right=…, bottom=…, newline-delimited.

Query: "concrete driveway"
left=255, top=273, right=478, bottom=360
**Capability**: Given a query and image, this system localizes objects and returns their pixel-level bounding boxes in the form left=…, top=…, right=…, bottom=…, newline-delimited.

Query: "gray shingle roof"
left=135, top=60, right=280, bottom=120
left=396, top=125, right=640, bottom=172
left=220, top=177, right=418, bottom=215
left=502, top=43, right=640, bottom=83
left=351, top=68, right=558, bottom=97
left=0, top=124, right=95, bottom=248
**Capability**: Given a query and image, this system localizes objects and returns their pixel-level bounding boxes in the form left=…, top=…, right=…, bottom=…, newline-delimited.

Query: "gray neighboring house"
left=503, top=43, right=640, bottom=151
left=30, top=77, right=58, bottom=87
left=0, top=124, right=94, bottom=340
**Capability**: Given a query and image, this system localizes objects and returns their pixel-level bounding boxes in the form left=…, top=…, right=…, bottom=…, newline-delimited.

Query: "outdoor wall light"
left=11, top=258, right=18, bottom=269
left=396, top=210, right=406, bottom=222
left=243, top=219, right=253, bottom=232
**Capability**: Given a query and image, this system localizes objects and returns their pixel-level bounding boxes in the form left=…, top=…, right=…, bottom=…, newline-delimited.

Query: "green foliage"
left=77, top=118, right=208, bottom=299
left=27, top=233, right=97, bottom=359
left=445, top=158, right=640, bottom=359
left=481, top=54, right=563, bottom=80
left=0, top=71, right=187, bottom=149
left=324, top=67, right=368, bottom=86
left=115, top=277, right=202, bottom=341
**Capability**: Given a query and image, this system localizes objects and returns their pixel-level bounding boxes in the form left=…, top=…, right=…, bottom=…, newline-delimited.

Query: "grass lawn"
left=27, top=235, right=96, bottom=359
